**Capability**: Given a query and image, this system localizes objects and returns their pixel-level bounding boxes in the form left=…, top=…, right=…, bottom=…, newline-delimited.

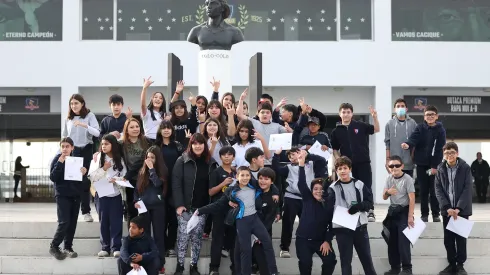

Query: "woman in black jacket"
left=171, top=133, right=218, bottom=275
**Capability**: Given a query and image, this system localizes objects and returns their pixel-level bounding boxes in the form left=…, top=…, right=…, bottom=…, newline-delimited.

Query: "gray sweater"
left=384, top=115, right=417, bottom=170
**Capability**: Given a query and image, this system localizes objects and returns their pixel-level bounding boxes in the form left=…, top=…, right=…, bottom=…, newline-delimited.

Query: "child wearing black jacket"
left=49, top=137, right=88, bottom=260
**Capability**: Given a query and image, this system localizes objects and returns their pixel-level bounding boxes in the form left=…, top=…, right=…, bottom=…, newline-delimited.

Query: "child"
left=118, top=216, right=160, bottom=275
left=295, top=150, right=337, bottom=275
left=245, top=147, right=266, bottom=180
left=326, top=156, right=376, bottom=275
left=435, top=142, right=472, bottom=275
left=300, top=116, right=332, bottom=178
left=49, top=137, right=88, bottom=260
left=134, top=146, right=168, bottom=273
left=195, top=167, right=280, bottom=275
left=382, top=155, right=415, bottom=275
left=401, top=105, right=446, bottom=222
left=99, top=94, right=128, bottom=141
left=272, top=147, right=327, bottom=258
left=89, top=134, right=127, bottom=258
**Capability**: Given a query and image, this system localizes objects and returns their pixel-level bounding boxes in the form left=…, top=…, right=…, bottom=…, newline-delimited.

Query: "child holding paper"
left=134, top=145, right=169, bottom=273
left=435, top=142, right=472, bottom=275
left=89, top=134, right=127, bottom=258
left=382, top=155, right=415, bottom=275
left=326, top=156, right=376, bottom=275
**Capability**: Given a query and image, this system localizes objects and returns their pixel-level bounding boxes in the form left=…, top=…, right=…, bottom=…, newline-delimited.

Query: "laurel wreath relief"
left=237, top=5, right=248, bottom=30
left=195, top=4, right=206, bottom=25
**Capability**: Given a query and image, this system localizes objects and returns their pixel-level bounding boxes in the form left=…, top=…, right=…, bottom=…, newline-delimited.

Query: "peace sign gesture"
left=210, top=77, right=220, bottom=91
left=185, top=129, right=192, bottom=139
left=143, top=76, right=154, bottom=89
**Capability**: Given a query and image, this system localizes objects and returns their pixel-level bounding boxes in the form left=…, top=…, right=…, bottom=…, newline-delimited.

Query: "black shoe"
left=433, top=215, right=441, bottom=222
left=421, top=215, right=428, bottom=222
left=399, top=269, right=413, bottom=275
left=438, top=264, right=457, bottom=275
left=190, top=264, right=201, bottom=275
left=174, top=264, right=184, bottom=275
left=63, top=248, right=78, bottom=258
left=456, top=264, right=468, bottom=275
left=49, top=245, right=67, bottom=260
left=384, top=268, right=400, bottom=275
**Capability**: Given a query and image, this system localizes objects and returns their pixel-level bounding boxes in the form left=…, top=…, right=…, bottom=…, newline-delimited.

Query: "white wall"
left=0, top=88, right=62, bottom=113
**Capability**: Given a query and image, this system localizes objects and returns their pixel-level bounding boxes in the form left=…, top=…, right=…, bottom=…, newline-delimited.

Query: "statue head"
left=205, top=0, right=230, bottom=19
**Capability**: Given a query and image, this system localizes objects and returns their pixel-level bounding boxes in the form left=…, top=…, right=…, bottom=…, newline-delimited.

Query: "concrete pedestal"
left=198, top=50, right=232, bottom=99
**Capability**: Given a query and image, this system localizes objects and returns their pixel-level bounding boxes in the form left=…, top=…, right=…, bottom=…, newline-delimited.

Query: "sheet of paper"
left=64, top=156, right=84, bottom=181
left=88, top=159, right=99, bottom=176
left=116, top=180, right=134, bottom=188
left=251, top=234, right=258, bottom=247
left=126, top=266, right=147, bottom=275
left=446, top=216, right=474, bottom=239
left=332, top=206, right=360, bottom=231
left=308, top=141, right=332, bottom=161
left=93, top=179, right=116, bottom=198
left=186, top=213, right=199, bottom=233
left=136, top=200, right=148, bottom=214
left=268, top=133, right=293, bottom=150
left=402, top=217, right=426, bottom=245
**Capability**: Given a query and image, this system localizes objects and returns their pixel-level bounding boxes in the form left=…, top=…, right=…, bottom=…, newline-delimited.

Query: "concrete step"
left=0, top=256, right=489, bottom=275
left=2, top=238, right=490, bottom=258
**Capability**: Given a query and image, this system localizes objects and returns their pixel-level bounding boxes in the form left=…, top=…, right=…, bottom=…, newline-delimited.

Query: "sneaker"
left=63, top=248, right=78, bottom=258
left=202, top=233, right=210, bottom=239
left=456, top=264, right=468, bottom=275
left=383, top=268, right=400, bottom=275
left=279, top=250, right=291, bottom=258
left=113, top=251, right=121, bottom=258
left=167, top=249, right=177, bottom=257
left=421, top=215, right=429, bottom=222
left=433, top=215, right=441, bottom=222
left=438, top=264, right=457, bottom=275
left=174, top=264, right=184, bottom=275
left=399, top=269, right=413, bottom=275
left=190, top=264, right=201, bottom=275
left=368, top=210, right=376, bottom=222
left=49, top=245, right=67, bottom=260
left=97, top=250, right=110, bottom=257
left=159, top=267, right=166, bottom=274
left=84, top=213, right=94, bottom=222
left=221, top=249, right=229, bottom=258
left=209, top=271, right=220, bottom=275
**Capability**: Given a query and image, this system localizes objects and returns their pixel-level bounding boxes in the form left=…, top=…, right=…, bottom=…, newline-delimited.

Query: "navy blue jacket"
left=406, top=121, right=446, bottom=169
left=50, top=154, right=84, bottom=197
left=331, top=120, right=375, bottom=164
left=120, top=233, right=159, bottom=265
left=99, top=113, right=127, bottom=141
left=134, top=168, right=166, bottom=208
left=296, top=166, right=333, bottom=242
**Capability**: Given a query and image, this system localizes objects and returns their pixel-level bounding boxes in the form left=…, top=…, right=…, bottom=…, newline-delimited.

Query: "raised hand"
left=188, top=92, right=197, bottom=106
left=276, top=97, right=287, bottom=109
left=126, top=107, right=133, bottom=118
left=143, top=76, right=154, bottom=89
left=226, top=104, right=235, bottom=116
left=210, top=77, right=220, bottom=91
left=240, top=88, right=248, bottom=101
left=210, top=134, right=219, bottom=145
left=198, top=111, right=207, bottom=122
left=175, top=80, right=185, bottom=94
left=252, top=129, right=264, bottom=141
left=369, top=106, right=377, bottom=118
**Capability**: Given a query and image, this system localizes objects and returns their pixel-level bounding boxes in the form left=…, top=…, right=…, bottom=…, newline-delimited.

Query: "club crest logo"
left=354, top=129, right=359, bottom=134
left=25, top=98, right=40, bottom=111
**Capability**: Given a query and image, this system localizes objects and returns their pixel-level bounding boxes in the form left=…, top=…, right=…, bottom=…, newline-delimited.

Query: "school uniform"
left=435, top=158, right=473, bottom=274
left=383, top=173, right=415, bottom=274
left=326, top=178, right=376, bottom=275
left=118, top=233, right=160, bottom=275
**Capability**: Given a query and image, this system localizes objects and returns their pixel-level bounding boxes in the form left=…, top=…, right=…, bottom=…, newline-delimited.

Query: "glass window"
left=82, top=0, right=114, bottom=40
left=0, top=0, right=62, bottom=41
left=116, top=0, right=337, bottom=41
left=340, top=0, right=372, bottom=40
left=392, top=0, right=490, bottom=41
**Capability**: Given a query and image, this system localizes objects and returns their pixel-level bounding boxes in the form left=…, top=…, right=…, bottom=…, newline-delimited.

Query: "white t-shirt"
left=232, top=141, right=264, bottom=167
left=143, top=110, right=162, bottom=140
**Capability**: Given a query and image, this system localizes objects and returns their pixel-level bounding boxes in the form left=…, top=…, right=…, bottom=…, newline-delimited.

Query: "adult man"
left=471, top=152, right=490, bottom=203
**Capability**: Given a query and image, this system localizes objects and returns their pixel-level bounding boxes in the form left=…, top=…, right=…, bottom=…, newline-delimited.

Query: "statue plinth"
left=198, top=50, right=232, bottom=99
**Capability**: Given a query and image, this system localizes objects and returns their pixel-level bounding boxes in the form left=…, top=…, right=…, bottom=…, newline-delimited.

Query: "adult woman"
left=232, top=120, right=270, bottom=167
left=62, top=93, right=100, bottom=222
left=171, top=133, right=218, bottom=275
left=141, top=76, right=166, bottom=142
left=13, top=156, right=29, bottom=198
left=202, top=118, right=230, bottom=166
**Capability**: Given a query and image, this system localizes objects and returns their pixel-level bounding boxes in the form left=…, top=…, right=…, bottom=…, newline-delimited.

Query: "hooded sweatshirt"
left=99, top=113, right=127, bottom=141
left=384, top=115, right=417, bottom=170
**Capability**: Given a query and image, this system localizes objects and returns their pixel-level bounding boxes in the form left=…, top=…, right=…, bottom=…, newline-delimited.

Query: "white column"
left=198, top=50, right=233, bottom=99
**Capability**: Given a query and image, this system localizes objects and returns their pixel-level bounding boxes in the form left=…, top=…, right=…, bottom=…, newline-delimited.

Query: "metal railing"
left=0, top=168, right=54, bottom=202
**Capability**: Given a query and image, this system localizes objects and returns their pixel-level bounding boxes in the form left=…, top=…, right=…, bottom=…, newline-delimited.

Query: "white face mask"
left=395, top=108, right=406, bottom=117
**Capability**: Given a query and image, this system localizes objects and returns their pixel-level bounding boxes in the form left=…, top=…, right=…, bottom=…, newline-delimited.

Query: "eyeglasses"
left=444, top=151, right=457, bottom=156
left=388, top=164, right=402, bottom=168
left=424, top=113, right=437, bottom=117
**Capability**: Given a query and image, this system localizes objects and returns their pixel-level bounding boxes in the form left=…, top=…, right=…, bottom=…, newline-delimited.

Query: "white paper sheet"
left=186, top=213, right=199, bottom=233
left=332, top=206, right=360, bottom=231
left=126, top=266, right=147, bottom=275
left=87, top=159, right=99, bottom=176
left=93, top=179, right=116, bottom=198
left=308, top=141, right=331, bottom=161
left=136, top=200, right=148, bottom=214
left=268, top=133, right=293, bottom=150
left=64, top=156, right=84, bottom=181
left=116, top=180, right=134, bottom=188
left=446, top=216, right=474, bottom=239
left=402, top=217, right=426, bottom=245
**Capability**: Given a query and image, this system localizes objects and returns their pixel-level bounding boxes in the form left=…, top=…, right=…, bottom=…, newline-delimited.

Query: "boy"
left=272, top=147, right=327, bottom=258
left=300, top=116, right=333, bottom=178
left=245, top=147, right=266, bottom=180
left=326, top=156, right=376, bottom=275
left=384, top=99, right=417, bottom=177
left=434, top=142, right=472, bottom=275
left=49, top=137, right=88, bottom=260
left=118, top=216, right=160, bottom=275
left=331, top=103, right=379, bottom=222
left=401, top=105, right=446, bottom=222
left=99, top=94, right=128, bottom=140
left=382, top=155, right=415, bottom=275
left=208, top=146, right=237, bottom=275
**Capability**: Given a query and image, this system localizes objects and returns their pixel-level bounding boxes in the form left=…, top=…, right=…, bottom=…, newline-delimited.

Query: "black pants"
left=98, top=194, right=123, bottom=252
left=250, top=241, right=272, bottom=275
left=204, top=214, right=213, bottom=235
left=474, top=179, right=489, bottom=201
left=235, top=214, right=278, bottom=275
left=443, top=215, right=468, bottom=266
left=334, top=226, right=377, bottom=275
left=117, top=257, right=160, bottom=275
left=387, top=212, right=412, bottom=270
left=280, top=197, right=302, bottom=251
left=416, top=165, right=440, bottom=217
left=210, top=212, right=236, bottom=271
left=296, top=237, right=337, bottom=275
left=352, top=162, right=373, bottom=210
left=125, top=180, right=138, bottom=228
left=141, top=206, right=166, bottom=268
left=52, top=196, right=81, bottom=249
left=13, top=175, right=21, bottom=196
left=73, top=144, right=93, bottom=215
left=402, top=170, right=413, bottom=178
left=165, top=202, right=178, bottom=251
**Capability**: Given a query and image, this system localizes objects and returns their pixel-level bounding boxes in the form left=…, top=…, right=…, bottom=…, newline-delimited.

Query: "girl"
left=232, top=119, right=271, bottom=167
left=236, top=100, right=249, bottom=117
left=203, top=118, right=230, bottom=166
left=155, top=120, right=185, bottom=257
left=200, top=100, right=236, bottom=137
left=134, top=146, right=169, bottom=273
left=13, top=156, right=29, bottom=198
left=141, top=76, right=166, bottom=142
left=171, top=133, right=218, bottom=275
left=89, top=134, right=127, bottom=258
left=63, top=93, right=100, bottom=223
left=169, top=95, right=198, bottom=147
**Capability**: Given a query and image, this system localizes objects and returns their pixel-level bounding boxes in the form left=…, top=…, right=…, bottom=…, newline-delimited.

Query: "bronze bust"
left=187, top=0, right=244, bottom=50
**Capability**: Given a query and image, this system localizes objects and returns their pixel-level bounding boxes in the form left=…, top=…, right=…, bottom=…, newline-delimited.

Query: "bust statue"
left=187, top=0, right=244, bottom=51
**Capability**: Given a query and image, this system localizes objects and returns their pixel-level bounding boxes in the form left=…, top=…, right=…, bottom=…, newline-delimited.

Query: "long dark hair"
left=15, top=156, right=22, bottom=165
left=148, top=92, right=166, bottom=121
left=203, top=118, right=228, bottom=145
left=186, top=133, right=211, bottom=162
left=137, top=146, right=169, bottom=196
left=235, top=119, right=255, bottom=144
left=170, top=100, right=189, bottom=125
left=196, top=95, right=208, bottom=111
left=206, top=100, right=227, bottom=127
left=221, top=92, right=236, bottom=108
left=67, top=94, right=90, bottom=119
left=99, top=134, right=124, bottom=172
left=155, top=120, right=175, bottom=146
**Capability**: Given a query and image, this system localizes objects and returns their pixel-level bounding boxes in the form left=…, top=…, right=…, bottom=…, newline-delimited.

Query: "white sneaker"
left=368, top=210, right=376, bottom=222
left=113, top=251, right=120, bottom=258
left=221, top=249, right=229, bottom=258
left=84, top=213, right=94, bottom=222
left=279, top=250, right=290, bottom=258
left=97, top=250, right=109, bottom=257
